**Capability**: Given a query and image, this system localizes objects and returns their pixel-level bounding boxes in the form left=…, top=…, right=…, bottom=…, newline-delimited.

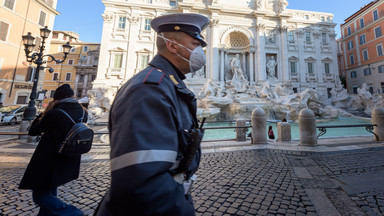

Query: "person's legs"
left=32, top=187, right=83, bottom=216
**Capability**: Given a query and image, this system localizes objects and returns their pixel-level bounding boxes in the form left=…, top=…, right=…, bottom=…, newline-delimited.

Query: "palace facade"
left=95, top=0, right=338, bottom=100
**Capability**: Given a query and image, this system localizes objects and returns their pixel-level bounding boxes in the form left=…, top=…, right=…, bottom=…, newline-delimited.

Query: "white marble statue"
left=273, top=0, right=288, bottom=14
left=228, top=54, right=249, bottom=93
left=266, top=56, right=277, bottom=79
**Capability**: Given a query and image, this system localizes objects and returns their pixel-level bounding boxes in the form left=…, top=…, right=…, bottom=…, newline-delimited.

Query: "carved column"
left=242, top=53, right=246, bottom=73
left=278, top=25, right=289, bottom=83
left=296, top=29, right=306, bottom=89
left=249, top=51, right=254, bottom=82
left=313, top=31, right=323, bottom=83
left=256, top=23, right=266, bottom=82
left=93, top=13, right=114, bottom=89
left=220, top=49, right=225, bottom=81
left=126, top=16, right=140, bottom=80
left=208, top=19, right=220, bottom=81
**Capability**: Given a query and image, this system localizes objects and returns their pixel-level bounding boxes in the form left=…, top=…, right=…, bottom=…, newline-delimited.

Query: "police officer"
left=95, top=13, right=209, bottom=215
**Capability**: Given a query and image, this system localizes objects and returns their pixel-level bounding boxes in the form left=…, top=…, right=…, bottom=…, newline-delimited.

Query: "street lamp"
left=22, top=26, right=72, bottom=120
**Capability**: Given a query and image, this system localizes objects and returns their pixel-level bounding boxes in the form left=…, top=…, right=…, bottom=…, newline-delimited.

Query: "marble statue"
left=227, top=54, right=249, bottom=93
left=273, top=0, right=288, bottom=14
left=192, top=67, right=205, bottom=78
left=331, top=76, right=349, bottom=108
left=266, top=56, right=277, bottom=79
left=255, top=0, right=263, bottom=9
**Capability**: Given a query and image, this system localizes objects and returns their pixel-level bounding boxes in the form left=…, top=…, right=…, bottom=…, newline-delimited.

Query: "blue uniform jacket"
left=96, top=54, right=201, bottom=216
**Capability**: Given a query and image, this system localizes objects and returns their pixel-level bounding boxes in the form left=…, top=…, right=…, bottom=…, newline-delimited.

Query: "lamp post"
left=22, top=26, right=72, bottom=120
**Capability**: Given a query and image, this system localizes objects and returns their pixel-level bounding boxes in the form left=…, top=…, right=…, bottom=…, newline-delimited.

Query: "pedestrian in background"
left=268, top=125, right=275, bottom=140
left=96, top=13, right=209, bottom=215
left=19, top=84, right=86, bottom=216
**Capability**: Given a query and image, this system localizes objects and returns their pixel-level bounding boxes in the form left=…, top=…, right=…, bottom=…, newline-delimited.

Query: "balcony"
left=106, top=68, right=124, bottom=79
left=290, top=73, right=300, bottom=82
left=305, top=73, right=317, bottom=82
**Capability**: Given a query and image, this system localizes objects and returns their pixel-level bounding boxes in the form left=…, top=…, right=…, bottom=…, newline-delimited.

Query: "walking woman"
left=19, top=84, right=86, bottom=216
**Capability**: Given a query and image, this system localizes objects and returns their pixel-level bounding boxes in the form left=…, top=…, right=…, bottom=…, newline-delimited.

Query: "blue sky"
left=53, top=0, right=374, bottom=43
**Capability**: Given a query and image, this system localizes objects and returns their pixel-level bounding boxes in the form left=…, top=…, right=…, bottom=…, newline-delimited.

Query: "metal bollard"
left=251, top=108, right=267, bottom=144
left=236, top=120, right=246, bottom=142
left=299, top=108, right=317, bottom=146
left=372, top=107, right=384, bottom=141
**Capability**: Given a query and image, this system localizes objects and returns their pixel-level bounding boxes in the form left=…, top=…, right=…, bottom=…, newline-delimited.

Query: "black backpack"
left=57, top=109, right=94, bottom=156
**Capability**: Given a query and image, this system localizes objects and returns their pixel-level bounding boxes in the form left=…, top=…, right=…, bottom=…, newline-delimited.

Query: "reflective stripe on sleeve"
left=110, top=150, right=178, bottom=172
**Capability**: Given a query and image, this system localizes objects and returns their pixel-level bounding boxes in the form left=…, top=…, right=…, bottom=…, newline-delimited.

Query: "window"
left=322, top=33, right=327, bottom=44
left=118, top=17, right=126, bottom=29
left=359, top=34, right=366, bottom=45
left=360, top=18, right=365, bottom=28
left=288, top=31, right=294, bottom=41
left=381, top=82, right=384, bottom=93
left=26, top=67, right=35, bottom=82
left=53, top=73, right=59, bottom=81
left=351, top=71, right=357, bottom=78
left=16, top=96, right=27, bottom=104
left=375, top=26, right=382, bottom=38
left=305, top=32, right=311, bottom=43
left=91, top=75, right=96, bottom=81
left=377, top=44, right=383, bottom=56
left=369, top=86, right=374, bottom=94
left=290, top=62, right=297, bottom=74
left=347, top=26, right=351, bottom=35
left=68, top=59, right=74, bottom=65
left=39, top=11, right=46, bottom=26
left=353, top=86, right=358, bottom=94
left=144, top=19, right=151, bottom=31
left=77, top=89, right=82, bottom=97
left=350, top=54, right=355, bottom=64
left=140, top=55, right=149, bottom=69
left=363, top=49, right=369, bottom=61
left=79, top=75, right=84, bottom=82
left=170, top=0, right=177, bottom=7
left=83, top=46, right=88, bottom=52
left=364, top=68, right=371, bottom=76
left=52, top=33, right=58, bottom=39
left=307, top=62, right=313, bottom=73
left=65, top=73, right=71, bottom=81
left=379, top=65, right=384, bottom=73
left=327, top=88, right=332, bottom=98
left=373, top=10, right=379, bottom=21
left=113, top=54, right=122, bottom=68
left=0, top=21, right=9, bottom=42
left=305, top=15, right=309, bottom=20
left=347, top=40, right=353, bottom=50
left=50, top=90, right=55, bottom=98
left=324, top=63, right=330, bottom=74
left=4, top=0, right=15, bottom=10
left=293, top=88, right=298, bottom=93
left=321, top=17, right=325, bottom=22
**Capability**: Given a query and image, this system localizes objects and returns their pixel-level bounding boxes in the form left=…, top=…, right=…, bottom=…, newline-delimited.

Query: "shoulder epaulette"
left=143, top=68, right=165, bottom=85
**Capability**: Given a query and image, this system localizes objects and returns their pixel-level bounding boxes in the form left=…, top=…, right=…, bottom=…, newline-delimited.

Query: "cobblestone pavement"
left=1, top=146, right=384, bottom=215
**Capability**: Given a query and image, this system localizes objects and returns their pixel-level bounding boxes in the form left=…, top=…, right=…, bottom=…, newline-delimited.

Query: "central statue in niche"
left=225, top=54, right=249, bottom=93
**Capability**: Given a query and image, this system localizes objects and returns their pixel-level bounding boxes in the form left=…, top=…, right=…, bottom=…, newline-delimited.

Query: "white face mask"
left=158, top=34, right=206, bottom=72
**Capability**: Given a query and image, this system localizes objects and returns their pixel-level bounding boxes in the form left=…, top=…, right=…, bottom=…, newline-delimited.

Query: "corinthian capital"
left=209, top=19, right=220, bottom=27
left=102, top=13, right=113, bottom=22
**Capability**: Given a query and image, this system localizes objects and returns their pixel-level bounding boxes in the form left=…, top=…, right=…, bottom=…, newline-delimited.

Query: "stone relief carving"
left=313, top=31, right=321, bottom=39
left=265, top=30, right=276, bottom=44
left=273, top=0, right=288, bottom=14
left=102, top=14, right=113, bottom=22
left=209, top=19, right=220, bottom=27
left=255, top=0, right=263, bottom=9
left=128, top=16, right=140, bottom=24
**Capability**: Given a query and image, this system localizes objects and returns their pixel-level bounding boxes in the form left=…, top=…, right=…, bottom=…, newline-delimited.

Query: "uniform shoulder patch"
left=143, top=68, right=165, bottom=85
